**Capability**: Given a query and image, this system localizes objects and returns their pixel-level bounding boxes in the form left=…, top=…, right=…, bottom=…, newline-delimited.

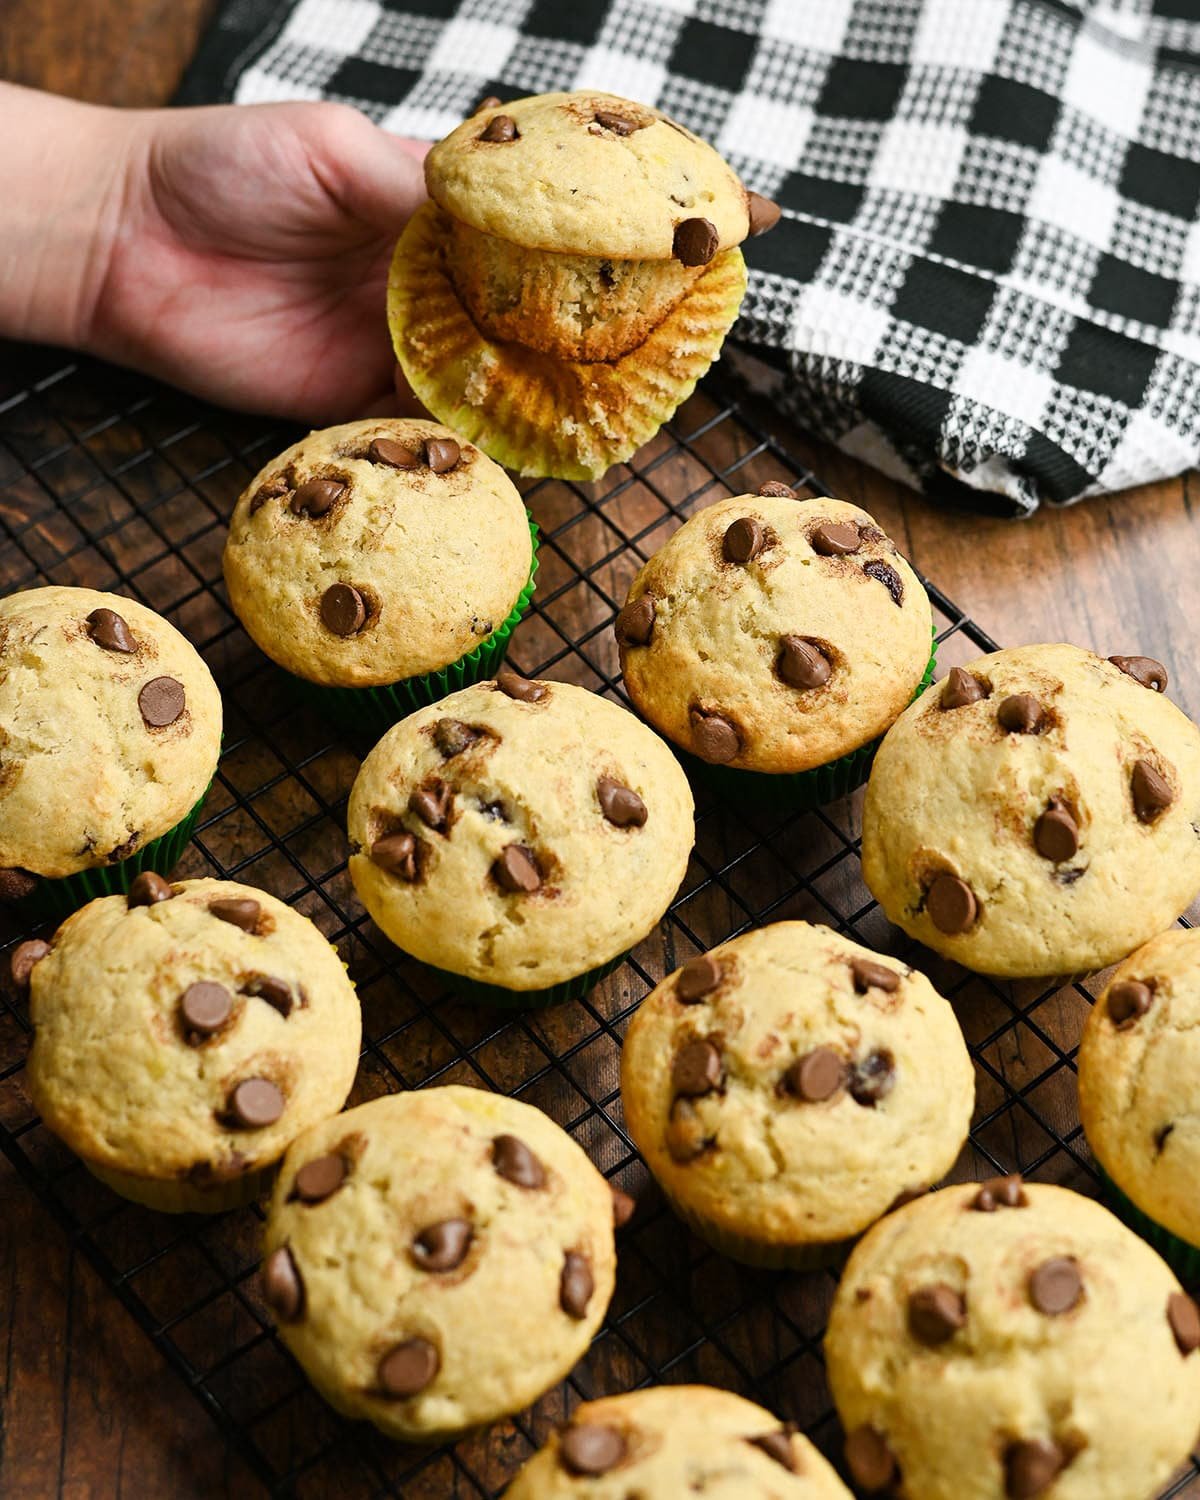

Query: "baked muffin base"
left=87, top=1157, right=272, bottom=1214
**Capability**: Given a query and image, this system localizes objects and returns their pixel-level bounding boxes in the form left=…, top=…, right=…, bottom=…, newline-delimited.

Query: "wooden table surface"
left=2, top=4, right=1199, bottom=1497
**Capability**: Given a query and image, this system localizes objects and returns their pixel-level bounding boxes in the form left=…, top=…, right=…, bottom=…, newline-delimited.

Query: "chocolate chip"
left=492, top=1134, right=546, bottom=1189
left=849, top=1049, right=896, bottom=1107
left=249, top=474, right=289, bottom=514
left=378, top=1338, right=440, bottom=1397
left=244, top=974, right=297, bottom=1018
left=1108, top=978, right=1153, bottom=1027
left=665, top=1098, right=709, bottom=1162
left=777, top=635, right=832, bottom=690
left=1132, top=758, right=1173, bottom=822
left=723, top=515, right=765, bottom=564
left=785, top=1046, right=844, bottom=1102
left=227, top=1077, right=284, bottom=1129
left=474, top=95, right=502, bottom=114
left=677, top=953, right=721, bottom=1002
left=107, top=832, right=140, bottom=865
left=597, top=776, right=647, bottom=828
left=433, top=718, right=481, bottom=757
left=615, top=595, right=655, bottom=646
left=594, top=108, right=639, bottom=135
left=851, top=958, right=900, bottom=994
left=496, top=665, right=547, bottom=702
left=971, top=1173, right=1027, bottom=1212
left=127, top=871, right=173, bottom=907
left=139, top=676, right=186, bottom=728
left=863, top=559, right=904, bottom=606
left=689, top=706, right=741, bottom=764
left=372, top=833, right=421, bottom=882
left=368, top=437, right=419, bottom=469
left=291, top=478, right=345, bottom=516
left=409, top=780, right=453, bottom=832
left=560, top=1424, right=627, bottom=1477
left=1169, top=1291, right=1200, bottom=1354
left=610, top=1183, right=636, bottom=1230
left=10, top=939, right=50, bottom=989
left=673, top=216, right=719, bottom=266
left=209, top=897, right=261, bottom=932
left=672, top=1038, right=723, bottom=1097
left=179, top=981, right=232, bottom=1038
left=480, top=114, right=518, bottom=143
left=926, top=872, right=978, bottom=934
left=941, top=667, right=988, bottom=709
left=908, top=1283, right=967, bottom=1345
left=86, top=607, right=135, bottom=653
left=844, top=1426, right=897, bottom=1491
left=293, top=1153, right=347, bottom=1204
left=1034, top=800, right=1079, bottom=863
left=1109, top=654, right=1167, bottom=692
left=0, top=868, right=37, bottom=902
left=1155, top=1122, right=1175, bottom=1154
left=424, top=437, right=460, bottom=472
left=1005, top=1438, right=1066, bottom=1499
left=492, top=844, right=541, bottom=893
left=811, top=520, right=861, bottom=556
left=320, top=583, right=367, bottom=636
left=560, top=1252, right=594, bottom=1319
left=411, top=1218, right=473, bottom=1272
left=747, top=191, right=782, bottom=237
left=757, top=481, right=795, bottom=497
left=262, top=1246, right=304, bottom=1322
left=997, top=694, right=1045, bottom=734
left=748, top=1429, right=796, bottom=1470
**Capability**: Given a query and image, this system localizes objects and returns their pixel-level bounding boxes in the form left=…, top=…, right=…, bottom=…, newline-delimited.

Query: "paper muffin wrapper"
left=85, top=1157, right=274, bottom=1215
left=15, top=778, right=214, bottom=923
left=293, top=518, right=539, bottom=739
left=661, top=1186, right=851, bottom=1271
left=427, top=950, right=630, bottom=1011
left=1096, top=1165, right=1200, bottom=1282
left=388, top=200, right=748, bottom=482
left=682, top=632, right=938, bottom=812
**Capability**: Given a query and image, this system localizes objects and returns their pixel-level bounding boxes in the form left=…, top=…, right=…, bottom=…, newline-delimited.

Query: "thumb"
left=307, top=104, right=430, bottom=233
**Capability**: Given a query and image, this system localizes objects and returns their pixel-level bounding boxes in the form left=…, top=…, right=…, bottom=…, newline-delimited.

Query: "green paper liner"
left=661, top=1185, right=851, bottom=1271
left=428, top=950, right=629, bottom=1011
left=295, top=518, right=539, bottom=738
left=682, top=632, right=938, bottom=812
left=1096, top=1164, right=1200, bottom=1281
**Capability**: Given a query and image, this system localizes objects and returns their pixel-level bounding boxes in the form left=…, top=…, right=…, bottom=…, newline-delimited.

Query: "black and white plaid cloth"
left=182, top=0, right=1200, bottom=515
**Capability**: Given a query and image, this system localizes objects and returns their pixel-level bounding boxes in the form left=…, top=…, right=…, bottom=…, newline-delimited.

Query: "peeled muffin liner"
left=388, top=201, right=748, bottom=482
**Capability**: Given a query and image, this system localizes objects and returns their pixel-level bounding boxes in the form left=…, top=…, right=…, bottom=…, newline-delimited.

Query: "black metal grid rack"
left=1, top=343, right=1196, bottom=1499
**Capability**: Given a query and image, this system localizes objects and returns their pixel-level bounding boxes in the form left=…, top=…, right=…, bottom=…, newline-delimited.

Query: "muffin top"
left=0, top=585, right=222, bottom=886
left=260, top=1086, right=616, bottom=1439
left=24, top=878, right=361, bottom=1187
left=617, top=495, right=933, bottom=774
left=346, top=676, right=694, bottom=991
left=425, top=91, right=750, bottom=260
left=621, top=922, right=974, bottom=1249
left=222, top=418, right=533, bottom=687
left=1079, top=927, right=1200, bottom=1247
left=861, top=644, right=1200, bottom=979
left=825, top=1182, right=1200, bottom=1500
left=507, top=1386, right=851, bottom=1498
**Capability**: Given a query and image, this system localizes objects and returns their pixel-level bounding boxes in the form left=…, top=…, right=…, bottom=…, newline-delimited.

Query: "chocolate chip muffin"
left=259, top=1086, right=616, bottom=1440
left=389, top=90, right=772, bottom=479
left=223, top=418, right=535, bottom=724
left=0, top=586, right=221, bottom=909
left=23, top=877, right=360, bottom=1212
left=825, top=1180, right=1200, bottom=1499
left=620, top=922, right=974, bottom=1267
left=346, top=673, right=694, bottom=1003
left=616, top=494, right=933, bottom=794
left=506, top=1386, right=852, bottom=1498
left=862, top=645, right=1200, bottom=979
left=1079, top=927, right=1200, bottom=1276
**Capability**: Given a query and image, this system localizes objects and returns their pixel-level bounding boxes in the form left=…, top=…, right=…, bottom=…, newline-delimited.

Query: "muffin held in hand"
left=1079, top=927, right=1200, bottom=1276
left=617, top=492, right=933, bottom=802
left=0, top=586, right=221, bottom=911
left=223, top=418, right=536, bottom=730
left=21, top=878, right=361, bottom=1212
left=862, top=645, right=1200, bottom=978
left=389, top=91, right=776, bottom=479
left=621, top=922, right=974, bottom=1268
left=825, top=1181, right=1200, bottom=1500
left=507, top=1385, right=852, bottom=1498
left=346, top=672, right=694, bottom=1005
left=259, top=1086, right=616, bottom=1441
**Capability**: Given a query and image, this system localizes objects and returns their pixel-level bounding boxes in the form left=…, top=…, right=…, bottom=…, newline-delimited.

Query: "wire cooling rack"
left=1, top=340, right=1197, bottom=1500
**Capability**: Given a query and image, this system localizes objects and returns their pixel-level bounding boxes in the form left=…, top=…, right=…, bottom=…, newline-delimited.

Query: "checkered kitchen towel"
left=181, top=0, right=1200, bottom=515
